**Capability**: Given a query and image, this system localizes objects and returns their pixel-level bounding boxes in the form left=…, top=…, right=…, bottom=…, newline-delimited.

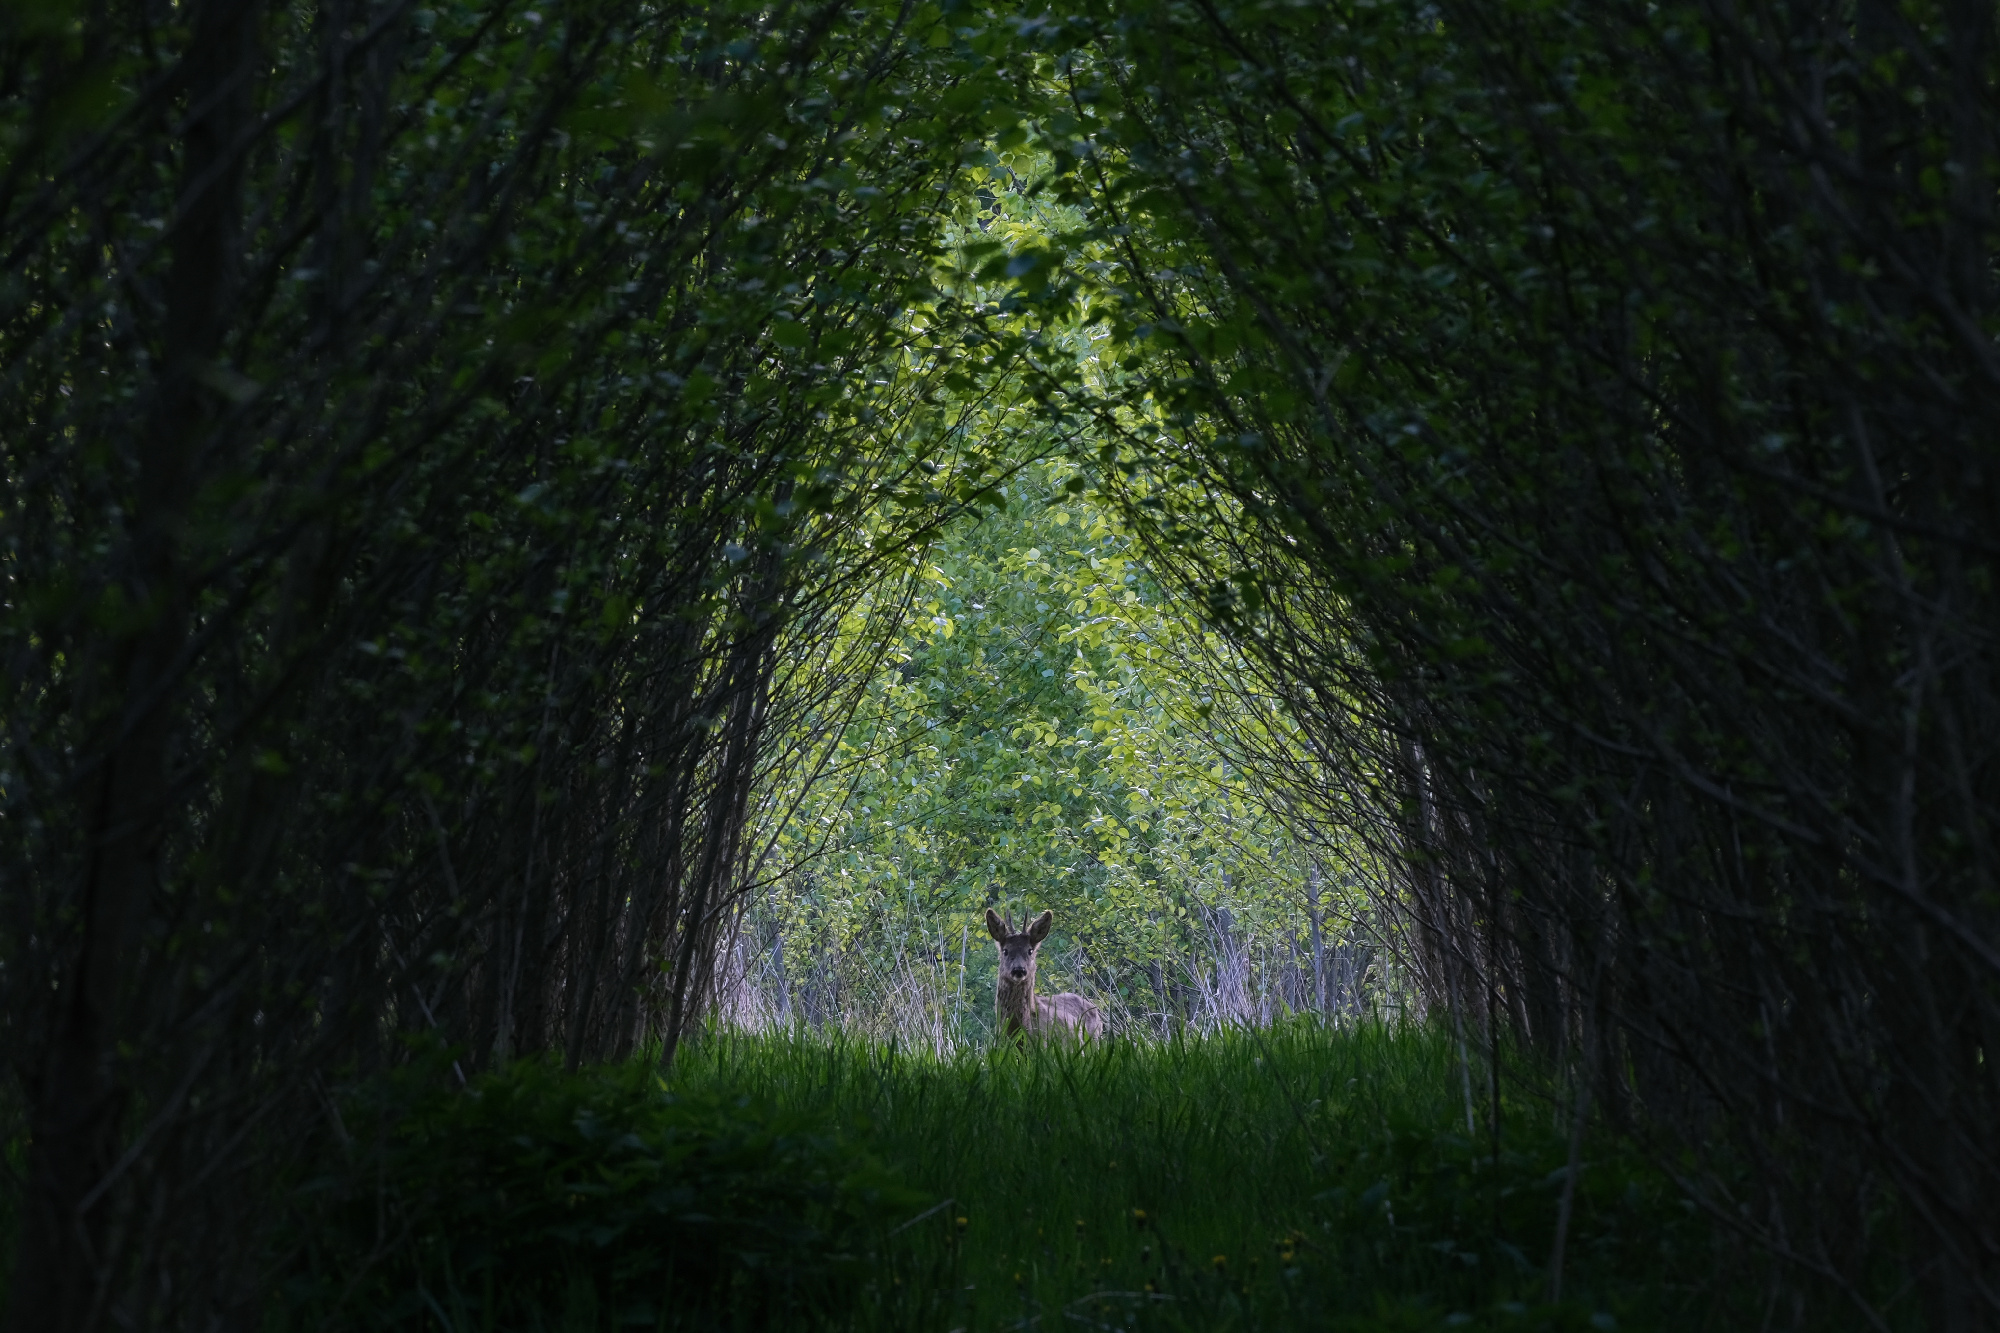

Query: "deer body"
left=987, top=908, right=1104, bottom=1042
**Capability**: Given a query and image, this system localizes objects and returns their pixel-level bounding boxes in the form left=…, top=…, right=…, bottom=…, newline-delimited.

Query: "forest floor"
left=234, top=1012, right=1856, bottom=1320
left=663, top=1022, right=1723, bottom=1333
left=266, top=1021, right=1801, bottom=1331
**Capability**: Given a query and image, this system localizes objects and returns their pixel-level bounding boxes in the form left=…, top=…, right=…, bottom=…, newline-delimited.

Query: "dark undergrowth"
left=267, top=1022, right=1900, bottom=1330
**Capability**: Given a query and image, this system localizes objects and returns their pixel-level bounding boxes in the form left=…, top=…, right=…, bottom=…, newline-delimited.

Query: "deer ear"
left=985, top=908, right=1009, bottom=941
left=1027, top=910, right=1053, bottom=944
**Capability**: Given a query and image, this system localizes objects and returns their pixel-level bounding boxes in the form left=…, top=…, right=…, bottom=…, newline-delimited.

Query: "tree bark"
left=8, top=2, right=259, bottom=1326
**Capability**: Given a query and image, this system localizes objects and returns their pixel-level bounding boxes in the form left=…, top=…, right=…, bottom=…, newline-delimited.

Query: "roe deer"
left=986, top=908, right=1104, bottom=1042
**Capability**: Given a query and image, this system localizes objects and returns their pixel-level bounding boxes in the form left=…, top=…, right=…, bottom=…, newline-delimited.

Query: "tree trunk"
left=1305, top=861, right=1327, bottom=1014
left=8, top=2, right=258, bottom=1326
left=9, top=2, right=260, bottom=1320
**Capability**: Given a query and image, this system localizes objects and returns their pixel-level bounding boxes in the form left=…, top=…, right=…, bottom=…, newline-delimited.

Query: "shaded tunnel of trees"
left=1, top=0, right=1994, bottom=1327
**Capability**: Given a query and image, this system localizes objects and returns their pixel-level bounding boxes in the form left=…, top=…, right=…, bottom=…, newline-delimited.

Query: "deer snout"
left=1010, top=965, right=1027, bottom=979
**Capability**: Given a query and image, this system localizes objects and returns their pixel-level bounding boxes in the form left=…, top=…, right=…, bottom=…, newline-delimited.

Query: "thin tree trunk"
left=1305, top=861, right=1327, bottom=1014
left=9, top=2, right=258, bottom=1324
left=659, top=560, right=783, bottom=1066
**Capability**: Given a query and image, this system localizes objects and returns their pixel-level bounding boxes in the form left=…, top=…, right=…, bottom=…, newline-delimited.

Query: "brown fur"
left=986, top=908, right=1105, bottom=1042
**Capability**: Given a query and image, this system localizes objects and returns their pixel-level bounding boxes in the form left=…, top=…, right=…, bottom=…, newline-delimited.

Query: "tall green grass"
left=668, top=1021, right=1720, bottom=1332
left=285, top=1022, right=1804, bottom=1330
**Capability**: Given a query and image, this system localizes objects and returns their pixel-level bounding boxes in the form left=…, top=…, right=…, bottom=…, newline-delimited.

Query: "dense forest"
left=1, top=0, right=1994, bottom=1328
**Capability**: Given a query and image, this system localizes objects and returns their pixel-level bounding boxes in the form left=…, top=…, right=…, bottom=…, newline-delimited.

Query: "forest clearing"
left=2, top=0, right=1993, bottom=1329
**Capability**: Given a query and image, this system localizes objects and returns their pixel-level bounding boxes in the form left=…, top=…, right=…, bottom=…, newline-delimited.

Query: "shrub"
left=286, top=1055, right=923, bottom=1330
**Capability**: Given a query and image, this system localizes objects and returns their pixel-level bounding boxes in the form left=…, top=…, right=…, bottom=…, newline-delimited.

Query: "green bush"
left=285, top=1055, right=924, bottom=1330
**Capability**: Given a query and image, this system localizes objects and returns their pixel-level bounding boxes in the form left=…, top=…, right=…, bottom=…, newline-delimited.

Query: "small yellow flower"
left=955, top=1216, right=968, bottom=1231
left=1212, top=1254, right=1228, bottom=1271
left=1131, top=1208, right=1148, bottom=1227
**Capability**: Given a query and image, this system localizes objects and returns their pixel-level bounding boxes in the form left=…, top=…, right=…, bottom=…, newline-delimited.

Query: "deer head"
left=986, top=907, right=1053, bottom=991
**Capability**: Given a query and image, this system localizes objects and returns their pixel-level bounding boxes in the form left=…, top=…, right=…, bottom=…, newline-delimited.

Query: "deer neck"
left=997, top=970, right=1036, bottom=1034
